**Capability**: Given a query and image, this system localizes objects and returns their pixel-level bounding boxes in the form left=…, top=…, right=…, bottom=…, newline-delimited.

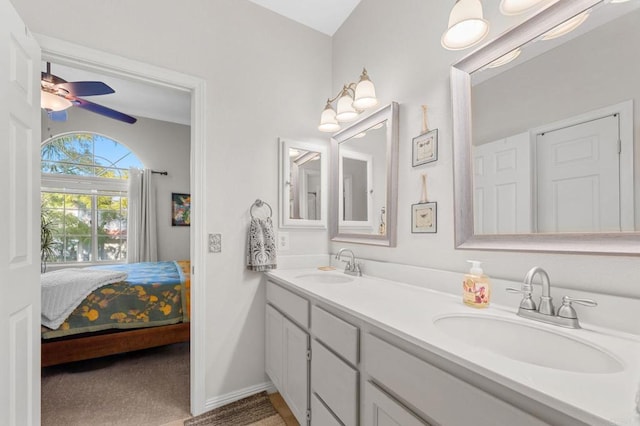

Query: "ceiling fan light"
left=41, top=90, right=72, bottom=111
left=499, top=0, right=545, bottom=16
left=318, top=102, right=340, bottom=132
left=442, top=0, right=490, bottom=50
left=541, top=10, right=590, bottom=40
left=353, top=68, right=378, bottom=110
left=336, top=91, right=359, bottom=122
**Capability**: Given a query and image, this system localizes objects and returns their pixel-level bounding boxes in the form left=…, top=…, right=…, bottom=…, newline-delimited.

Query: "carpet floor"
left=184, top=392, right=285, bottom=426
left=41, top=342, right=191, bottom=426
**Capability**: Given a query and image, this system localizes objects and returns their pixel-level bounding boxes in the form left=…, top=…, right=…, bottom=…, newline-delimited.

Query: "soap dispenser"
left=463, top=260, right=491, bottom=308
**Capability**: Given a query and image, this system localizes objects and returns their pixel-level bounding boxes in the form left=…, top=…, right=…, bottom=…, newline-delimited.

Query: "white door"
left=536, top=115, right=620, bottom=232
left=265, top=304, right=283, bottom=390
left=0, top=1, right=42, bottom=425
left=281, top=317, right=309, bottom=425
left=473, top=132, right=531, bottom=234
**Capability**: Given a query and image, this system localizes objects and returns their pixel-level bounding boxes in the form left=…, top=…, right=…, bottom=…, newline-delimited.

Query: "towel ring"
left=250, top=199, right=272, bottom=219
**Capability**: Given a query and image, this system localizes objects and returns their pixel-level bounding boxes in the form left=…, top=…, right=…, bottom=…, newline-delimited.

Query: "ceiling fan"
left=40, top=62, right=137, bottom=124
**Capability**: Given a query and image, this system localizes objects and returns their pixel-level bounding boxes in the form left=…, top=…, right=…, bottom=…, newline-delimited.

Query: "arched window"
left=41, top=132, right=143, bottom=264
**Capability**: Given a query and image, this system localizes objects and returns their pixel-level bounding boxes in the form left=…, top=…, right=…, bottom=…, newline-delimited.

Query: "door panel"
left=282, top=317, right=309, bottom=425
left=1, top=1, right=41, bottom=424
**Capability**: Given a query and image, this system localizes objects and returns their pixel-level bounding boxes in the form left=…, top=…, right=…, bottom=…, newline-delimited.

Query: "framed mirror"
left=279, top=138, right=328, bottom=229
left=452, top=0, right=640, bottom=255
left=330, top=102, right=399, bottom=246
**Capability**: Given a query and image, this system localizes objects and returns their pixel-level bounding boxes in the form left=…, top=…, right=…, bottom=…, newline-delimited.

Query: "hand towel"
left=41, top=268, right=128, bottom=329
left=246, top=217, right=277, bottom=271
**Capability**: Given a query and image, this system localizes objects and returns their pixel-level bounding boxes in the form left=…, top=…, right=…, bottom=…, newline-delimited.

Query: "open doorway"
left=37, top=36, right=207, bottom=423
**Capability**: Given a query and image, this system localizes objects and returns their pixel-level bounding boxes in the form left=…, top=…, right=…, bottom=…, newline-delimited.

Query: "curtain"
left=127, top=168, right=158, bottom=263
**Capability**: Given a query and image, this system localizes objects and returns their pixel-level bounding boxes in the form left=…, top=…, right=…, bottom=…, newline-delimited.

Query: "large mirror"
left=330, top=102, right=399, bottom=246
left=452, top=0, right=640, bottom=255
left=279, top=138, right=328, bottom=229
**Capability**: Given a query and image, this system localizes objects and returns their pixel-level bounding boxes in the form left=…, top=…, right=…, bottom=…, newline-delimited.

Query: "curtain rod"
left=151, top=170, right=168, bottom=176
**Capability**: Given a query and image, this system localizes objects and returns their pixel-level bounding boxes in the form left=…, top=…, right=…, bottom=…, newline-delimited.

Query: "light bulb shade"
left=336, top=93, right=359, bottom=122
left=442, top=0, right=490, bottom=50
left=487, top=48, right=522, bottom=68
left=499, top=0, right=544, bottom=16
left=541, top=11, right=590, bottom=40
left=353, top=71, right=378, bottom=110
left=318, top=104, right=340, bottom=132
left=41, top=90, right=72, bottom=111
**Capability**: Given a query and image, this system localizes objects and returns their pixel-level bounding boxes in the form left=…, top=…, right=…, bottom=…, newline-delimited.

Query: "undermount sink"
left=295, top=272, right=354, bottom=284
left=434, top=314, right=624, bottom=374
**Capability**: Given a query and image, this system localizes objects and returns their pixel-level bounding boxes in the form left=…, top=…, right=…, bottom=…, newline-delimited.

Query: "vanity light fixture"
left=318, top=68, right=379, bottom=132
left=541, top=10, right=590, bottom=40
left=486, top=47, right=522, bottom=68
left=441, top=0, right=490, bottom=51
left=610, top=0, right=631, bottom=3
left=499, top=0, right=545, bottom=16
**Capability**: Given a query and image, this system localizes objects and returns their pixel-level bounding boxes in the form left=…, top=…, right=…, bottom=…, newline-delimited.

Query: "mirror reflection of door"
left=289, top=148, right=321, bottom=220
left=342, top=157, right=368, bottom=221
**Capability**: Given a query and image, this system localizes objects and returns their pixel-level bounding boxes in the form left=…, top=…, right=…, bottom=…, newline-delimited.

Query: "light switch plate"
left=278, top=232, right=290, bottom=251
left=209, top=233, right=221, bottom=253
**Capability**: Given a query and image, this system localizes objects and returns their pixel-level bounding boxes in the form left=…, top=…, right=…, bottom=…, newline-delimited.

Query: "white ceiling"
left=44, top=2, right=360, bottom=126
left=248, top=0, right=361, bottom=36
left=44, top=62, right=191, bottom=126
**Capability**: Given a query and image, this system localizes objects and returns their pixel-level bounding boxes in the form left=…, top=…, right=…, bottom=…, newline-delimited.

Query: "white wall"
left=42, top=107, right=191, bottom=261
left=331, top=0, right=640, bottom=300
left=13, top=0, right=331, bottom=406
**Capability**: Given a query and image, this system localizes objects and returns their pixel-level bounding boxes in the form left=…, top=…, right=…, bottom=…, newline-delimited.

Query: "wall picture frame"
left=171, top=193, right=191, bottom=226
left=412, top=202, right=437, bottom=233
left=412, top=128, right=438, bottom=166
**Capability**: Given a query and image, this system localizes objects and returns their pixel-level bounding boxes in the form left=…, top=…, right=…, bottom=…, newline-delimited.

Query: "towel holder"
left=250, top=199, right=273, bottom=219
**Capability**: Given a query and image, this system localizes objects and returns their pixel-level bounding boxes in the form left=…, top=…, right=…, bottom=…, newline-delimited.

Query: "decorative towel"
left=41, top=268, right=128, bottom=330
left=246, top=217, right=277, bottom=271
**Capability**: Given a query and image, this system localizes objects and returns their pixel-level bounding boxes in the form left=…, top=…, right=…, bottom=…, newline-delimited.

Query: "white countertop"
left=266, top=267, right=640, bottom=426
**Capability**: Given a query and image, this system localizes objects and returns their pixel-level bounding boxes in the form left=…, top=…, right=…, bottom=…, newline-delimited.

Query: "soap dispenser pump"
left=463, top=260, right=491, bottom=308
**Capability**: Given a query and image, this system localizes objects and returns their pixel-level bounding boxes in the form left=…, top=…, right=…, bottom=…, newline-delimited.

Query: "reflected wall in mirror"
left=452, top=0, right=640, bottom=255
left=331, top=102, right=399, bottom=246
left=279, top=138, right=328, bottom=229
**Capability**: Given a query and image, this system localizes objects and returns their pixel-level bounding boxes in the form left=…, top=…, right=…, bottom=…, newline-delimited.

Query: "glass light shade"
left=336, top=93, right=359, bottom=122
left=610, top=0, right=631, bottom=3
left=353, top=79, right=378, bottom=110
left=541, top=11, right=590, bottom=40
left=41, top=90, right=72, bottom=111
left=441, top=0, right=490, bottom=50
left=487, top=48, right=522, bottom=68
left=499, top=0, right=544, bottom=16
left=318, top=104, right=340, bottom=132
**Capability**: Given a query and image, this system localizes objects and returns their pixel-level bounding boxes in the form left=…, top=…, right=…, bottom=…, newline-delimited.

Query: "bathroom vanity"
left=265, top=268, right=640, bottom=426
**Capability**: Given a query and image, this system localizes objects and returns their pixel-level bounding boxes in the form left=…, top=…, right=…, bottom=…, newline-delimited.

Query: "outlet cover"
left=209, top=233, right=221, bottom=253
left=278, top=232, right=290, bottom=251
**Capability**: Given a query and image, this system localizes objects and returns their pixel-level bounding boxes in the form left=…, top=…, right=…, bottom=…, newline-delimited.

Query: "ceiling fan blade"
left=47, top=110, right=68, bottom=122
left=74, top=98, right=137, bottom=124
left=58, top=81, right=115, bottom=97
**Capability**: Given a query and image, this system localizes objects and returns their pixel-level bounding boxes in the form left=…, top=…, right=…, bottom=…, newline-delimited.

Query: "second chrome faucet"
left=507, top=266, right=597, bottom=329
left=335, top=248, right=362, bottom=277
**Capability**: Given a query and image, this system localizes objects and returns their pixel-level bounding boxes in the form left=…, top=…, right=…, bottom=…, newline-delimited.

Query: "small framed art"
left=171, top=193, right=191, bottom=226
left=412, top=202, right=437, bottom=233
left=412, top=128, right=438, bottom=166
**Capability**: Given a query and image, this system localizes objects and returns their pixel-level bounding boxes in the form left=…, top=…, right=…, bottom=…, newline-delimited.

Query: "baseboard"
left=203, top=381, right=277, bottom=412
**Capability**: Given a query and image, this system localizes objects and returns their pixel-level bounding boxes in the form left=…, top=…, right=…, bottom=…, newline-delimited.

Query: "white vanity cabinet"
left=364, top=381, right=429, bottom=426
left=265, top=282, right=310, bottom=425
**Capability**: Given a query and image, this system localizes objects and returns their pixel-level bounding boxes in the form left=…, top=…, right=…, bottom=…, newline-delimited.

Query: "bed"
left=41, top=260, right=191, bottom=367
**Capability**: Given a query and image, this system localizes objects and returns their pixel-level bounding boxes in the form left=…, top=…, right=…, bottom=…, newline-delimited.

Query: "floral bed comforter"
left=42, top=260, right=190, bottom=339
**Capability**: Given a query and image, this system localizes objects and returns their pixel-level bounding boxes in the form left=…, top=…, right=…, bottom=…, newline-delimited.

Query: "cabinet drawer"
left=267, top=281, right=309, bottom=328
left=364, top=334, right=547, bottom=426
left=364, top=381, right=429, bottom=426
left=311, top=339, right=358, bottom=426
left=312, top=305, right=359, bottom=365
left=311, top=393, right=342, bottom=426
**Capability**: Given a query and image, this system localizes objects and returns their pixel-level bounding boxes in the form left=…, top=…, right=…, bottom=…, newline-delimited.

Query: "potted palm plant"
left=41, top=210, right=57, bottom=273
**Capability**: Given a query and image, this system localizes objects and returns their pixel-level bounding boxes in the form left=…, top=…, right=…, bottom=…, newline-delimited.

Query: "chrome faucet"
left=335, top=248, right=362, bottom=277
left=507, top=266, right=597, bottom=329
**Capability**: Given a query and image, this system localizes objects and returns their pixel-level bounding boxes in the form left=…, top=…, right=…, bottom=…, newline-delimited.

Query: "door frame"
left=529, top=100, right=634, bottom=232
left=36, top=34, right=208, bottom=415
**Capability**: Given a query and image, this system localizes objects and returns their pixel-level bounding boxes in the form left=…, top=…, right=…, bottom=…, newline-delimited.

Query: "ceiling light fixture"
left=441, top=0, right=490, bottom=50
left=541, top=10, right=590, bottom=40
left=486, top=47, right=522, bottom=68
left=318, top=68, right=378, bottom=133
left=499, top=0, right=545, bottom=15
left=41, top=90, right=72, bottom=112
